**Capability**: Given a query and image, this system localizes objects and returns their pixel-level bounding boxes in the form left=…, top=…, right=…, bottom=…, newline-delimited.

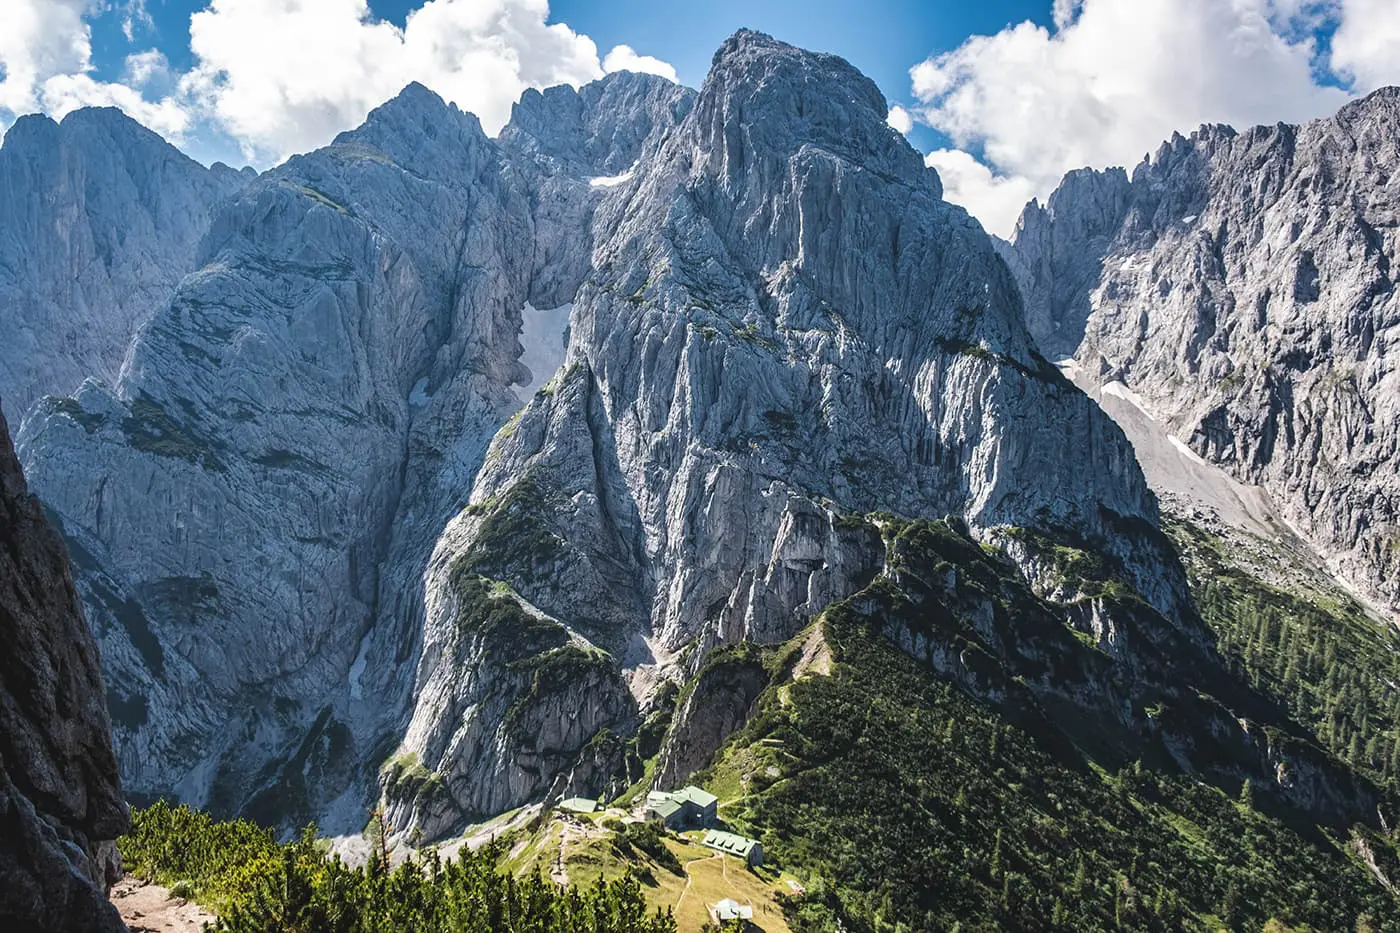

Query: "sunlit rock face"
left=17, top=73, right=692, bottom=831
left=0, top=107, right=250, bottom=422
left=14, top=32, right=1207, bottom=841
left=1006, top=87, right=1400, bottom=615
left=391, top=31, right=1189, bottom=838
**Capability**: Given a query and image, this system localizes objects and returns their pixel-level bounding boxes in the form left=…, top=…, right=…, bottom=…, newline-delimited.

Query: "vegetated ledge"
left=683, top=515, right=1400, bottom=931
left=120, top=394, right=228, bottom=471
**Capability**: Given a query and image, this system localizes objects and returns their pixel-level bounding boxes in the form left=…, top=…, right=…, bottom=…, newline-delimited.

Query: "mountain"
left=0, top=108, right=251, bottom=422
left=1004, top=87, right=1400, bottom=617
left=17, top=72, right=693, bottom=831
left=0, top=407, right=127, bottom=933
left=7, top=30, right=1400, bottom=932
left=385, top=30, right=1377, bottom=844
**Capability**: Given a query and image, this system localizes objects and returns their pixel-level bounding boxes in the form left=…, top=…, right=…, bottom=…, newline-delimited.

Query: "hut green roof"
left=703, top=829, right=759, bottom=857
left=676, top=785, right=718, bottom=808
left=648, top=798, right=683, bottom=819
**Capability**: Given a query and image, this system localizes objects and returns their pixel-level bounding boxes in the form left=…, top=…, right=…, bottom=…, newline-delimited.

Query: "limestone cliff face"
left=0, top=407, right=127, bottom=933
left=16, top=74, right=693, bottom=831
left=391, top=31, right=1195, bottom=837
left=1006, top=88, right=1400, bottom=614
left=0, top=107, right=250, bottom=421
left=17, top=33, right=1309, bottom=843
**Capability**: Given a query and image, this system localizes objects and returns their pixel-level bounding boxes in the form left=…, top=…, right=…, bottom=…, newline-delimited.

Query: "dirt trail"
left=111, top=877, right=217, bottom=932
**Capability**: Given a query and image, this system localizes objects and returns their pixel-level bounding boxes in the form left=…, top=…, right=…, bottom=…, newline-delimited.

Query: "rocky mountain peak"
left=330, top=81, right=491, bottom=180
left=694, top=30, right=927, bottom=191
left=0, top=104, right=250, bottom=421
left=378, top=31, right=1199, bottom=838
left=503, top=70, right=693, bottom=177
left=1, top=112, right=60, bottom=152
left=1005, top=90, right=1400, bottom=614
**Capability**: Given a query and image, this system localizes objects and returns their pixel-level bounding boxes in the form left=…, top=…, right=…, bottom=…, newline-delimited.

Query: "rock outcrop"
left=16, top=73, right=693, bottom=832
left=390, top=31, right=1199, bottom=837
left=0, top=107, right=250, bottom=421
left=1006, top=87, right=1400, bottom=615
left=0, top=406, right=127, bottom=933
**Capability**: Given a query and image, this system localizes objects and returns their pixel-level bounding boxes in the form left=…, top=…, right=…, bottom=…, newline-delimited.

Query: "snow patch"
left=409, top=377, right=430, bottom=408
left=588, top=165, right=636, bottom=188
left=347, top=632, right=372, bottom=701
left=1101, top=380, right=1152, bottom=414
left=516, top=302, right=571, bottom=401
left=1168, top=434, right=1208, bottom=466
left=1182, top=214, right=1198, bottom=224
left=1115, top=254, right=1149, bottom=274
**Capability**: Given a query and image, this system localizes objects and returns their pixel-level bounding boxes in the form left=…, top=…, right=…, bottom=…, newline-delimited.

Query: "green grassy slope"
left=692, top=518, right=1400, bottom=932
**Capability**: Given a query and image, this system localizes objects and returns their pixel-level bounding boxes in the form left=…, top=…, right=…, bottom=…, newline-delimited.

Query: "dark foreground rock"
left=0, top=405, right=127, bottom=932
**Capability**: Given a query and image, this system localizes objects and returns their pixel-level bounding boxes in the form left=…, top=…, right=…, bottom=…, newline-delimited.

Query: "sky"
left=4, top=0, right=1400, bottom=237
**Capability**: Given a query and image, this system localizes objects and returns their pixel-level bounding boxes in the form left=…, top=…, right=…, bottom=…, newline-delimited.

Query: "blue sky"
left=6, top=0, right=1398, bottom=236
left=80, top=0, right=1054, bottom=157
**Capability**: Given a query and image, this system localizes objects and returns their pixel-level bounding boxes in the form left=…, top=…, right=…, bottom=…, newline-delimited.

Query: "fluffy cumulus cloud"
left=0, top=0, right=95, bottom=115
left=603, top=44, right=679, bottom=83
left=183, top=0, right=616, bottom=160
left=923, top=149, right=1038, bottom=241
left=910, top=0, right=1374, bottom=236
left=1332, top=0, right=1400, bottom=88
left=0, top=0, right=676, bottom=165
left=0, top=0, right=191, bottom=137
left=885, top=104, right=913, bottom=135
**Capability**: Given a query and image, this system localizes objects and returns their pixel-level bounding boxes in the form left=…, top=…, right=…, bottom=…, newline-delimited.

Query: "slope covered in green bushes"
left=120, top=801, right=675, bottom=932
left=697, top=518, right=1400, bottom=932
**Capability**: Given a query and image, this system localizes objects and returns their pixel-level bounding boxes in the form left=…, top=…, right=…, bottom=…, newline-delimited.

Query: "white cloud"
left=910, top=0, right=1357, bottom=236
left=1332, top=0, right=1400, bottom=88
left=122, top=50, right=174, bottom=90
left=0, top=0, right=92, bottom=115
left=0, top=0, right=191, bottom=141
left=885, top=104, right=913, bottom=135
left=121, top=0, right=155, bottom=43
left=1, top=0, right=675, bottom=166
left=39, top=72, right=192, bottom=138
left=180, top=0, right=611, bottom=162
left=924, top=149, right=1038, bottom=238
left=603, top=44, right=678, bottom=83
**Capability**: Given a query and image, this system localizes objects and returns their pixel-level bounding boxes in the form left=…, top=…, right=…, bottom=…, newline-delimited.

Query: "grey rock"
left=1007, top=87, right=1400, bottom=614
left=16, top=74, right=692, bottom=832
left=393, top=30, right=1193, bottom=836
left=0, top=406, right=127, bottom=933
left=652, top=651, right=768, bottom=791
left=0, top=107, right=249, bottom=422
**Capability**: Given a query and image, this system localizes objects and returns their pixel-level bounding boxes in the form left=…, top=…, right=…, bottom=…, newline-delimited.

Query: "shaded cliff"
left=0, top=405, right=127, bottom=932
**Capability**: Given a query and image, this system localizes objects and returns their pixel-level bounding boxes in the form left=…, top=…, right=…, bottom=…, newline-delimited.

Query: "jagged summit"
left=0, top=105, right=249, bottom=420
left=327, top=81, right=491, bottom=179
left=387, top=30, right=1190, bottom=837
left=503, top=70, right=694, bottom=176
left=1335, top=82, right=1400, bottom=121
left=0, top=111, right=60, bottom=149
left=14, top=60, right=697, bottom=831
left=1006, top=84, right=1400, bottom=615
left=695, top=29, right=927, bottom=190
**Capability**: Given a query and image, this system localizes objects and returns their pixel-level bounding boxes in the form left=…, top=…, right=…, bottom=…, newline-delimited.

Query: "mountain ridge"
left=1005, top=82, right=1400, bottom=621
left=1, top=30, right=1397, bottom=932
